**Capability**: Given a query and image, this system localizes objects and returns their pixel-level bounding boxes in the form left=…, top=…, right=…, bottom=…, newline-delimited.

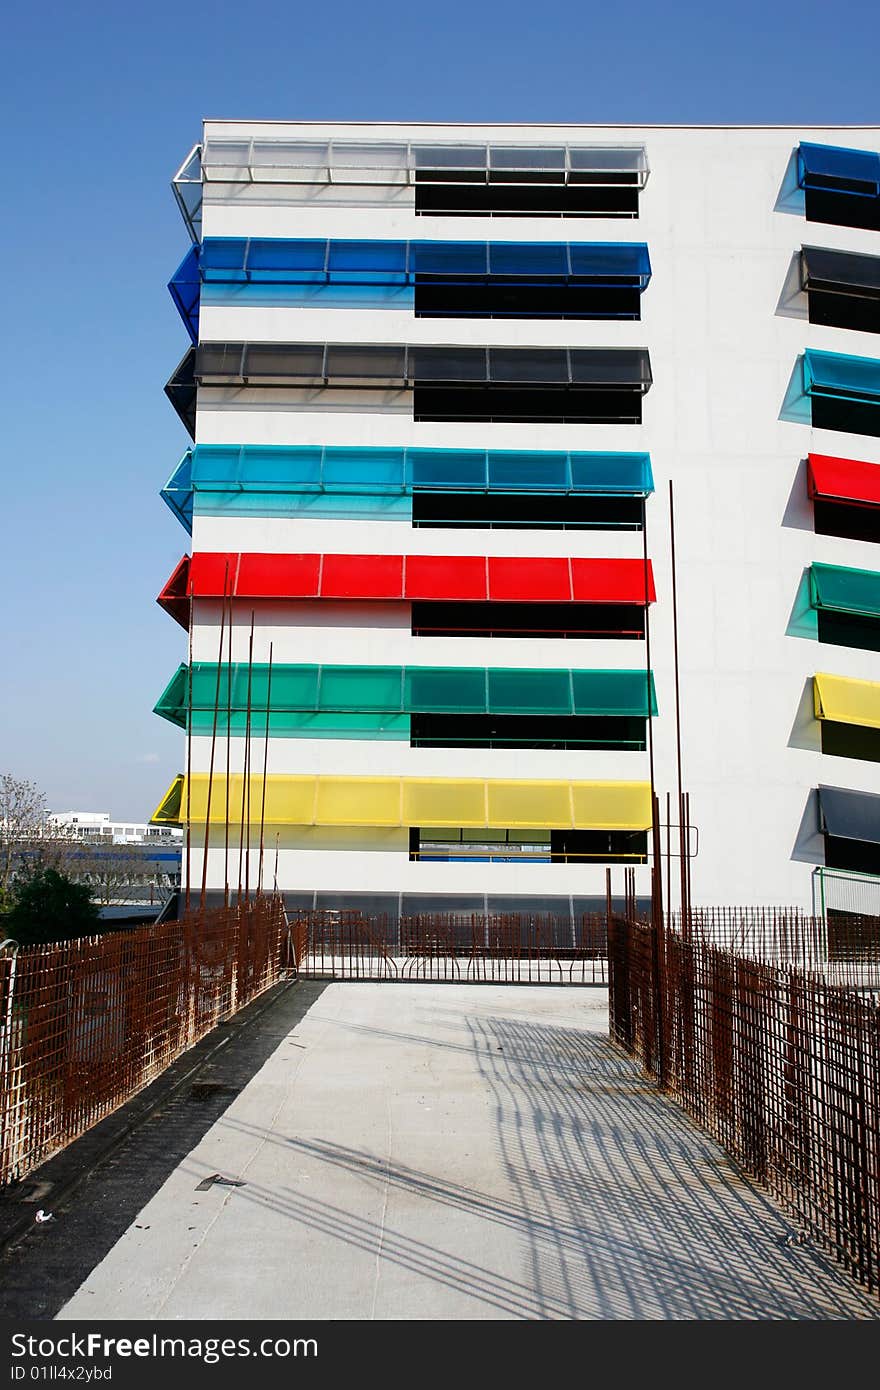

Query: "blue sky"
left=1, top=0, right=878, bottom=819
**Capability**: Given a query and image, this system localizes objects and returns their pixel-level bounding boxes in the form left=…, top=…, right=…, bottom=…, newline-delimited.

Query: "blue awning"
left=194, top=238, right=652, bottom=289
left=798, top=142, right=880, bottom=199
left=160, top=445, right=655, bottom=534
left=803, top=349, right=880, bottom=403
left=167, top=244, right=200, bottom=343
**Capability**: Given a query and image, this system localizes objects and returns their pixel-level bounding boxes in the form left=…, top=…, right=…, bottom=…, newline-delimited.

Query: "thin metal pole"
left=257, top=641, right=273, bottom=893
left=669, top=480, right=688, bottom=932
left=200, top=563, right=228, bottom=908
left=224, top=589, right=232, bottom=907
left=185, top=586, right=193, bottom=912
left=243, top=613, right=255, bottom=903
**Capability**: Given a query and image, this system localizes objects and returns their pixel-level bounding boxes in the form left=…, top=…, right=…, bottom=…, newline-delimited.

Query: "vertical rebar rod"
left=257, top=641, right=273, bottom=893
left=242, top=613, right=255, bottom=904
left=200, top=563, right=228, bottom=908
left=185, top=586, right=194, bottom=911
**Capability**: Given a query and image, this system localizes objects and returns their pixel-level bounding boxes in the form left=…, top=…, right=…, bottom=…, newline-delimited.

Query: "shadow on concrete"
left=0, top=980, right=326, bottom=1320
left=206, top=1005, right=877, bottom=1320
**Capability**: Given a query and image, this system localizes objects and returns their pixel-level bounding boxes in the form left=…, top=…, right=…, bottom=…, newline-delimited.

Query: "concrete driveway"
left=56, top=983, right=878, bottom=1321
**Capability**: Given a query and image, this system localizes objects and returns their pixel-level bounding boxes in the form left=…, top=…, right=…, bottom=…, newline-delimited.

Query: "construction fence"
left=608, top=907, right=880, bottom=1300
left=0, top=895, right=288, bottom=1188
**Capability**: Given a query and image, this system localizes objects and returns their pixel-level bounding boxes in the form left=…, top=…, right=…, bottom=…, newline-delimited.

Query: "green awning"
left=810, top=562, right=880, bottom=618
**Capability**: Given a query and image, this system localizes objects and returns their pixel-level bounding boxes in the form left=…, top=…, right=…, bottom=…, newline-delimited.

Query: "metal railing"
left=0, top=896, right=288, bottom=1188
left=608, top=904, right=880, bottom=1299
left=290, top=909, right=609, bottom=985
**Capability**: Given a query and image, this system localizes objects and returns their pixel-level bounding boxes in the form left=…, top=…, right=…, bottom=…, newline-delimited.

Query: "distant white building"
left=48, top=811, right=183, bottom=846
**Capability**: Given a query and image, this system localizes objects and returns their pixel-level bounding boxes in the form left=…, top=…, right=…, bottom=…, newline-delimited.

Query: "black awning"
left=818, top=785, right=880, bottom=844
left=802, top=246, right=880, bottom=298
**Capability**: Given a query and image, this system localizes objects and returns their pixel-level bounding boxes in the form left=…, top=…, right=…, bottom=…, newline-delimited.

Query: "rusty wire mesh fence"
left=290, top=909, right=609, bottom=984
left=0, top=896, right=289, bottom=1188
left=608, top=908, right=880, bottom=1299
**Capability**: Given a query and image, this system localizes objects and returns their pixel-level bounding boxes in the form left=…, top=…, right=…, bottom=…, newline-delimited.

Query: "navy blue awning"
left=168, top=244, right=200, bottom=343
left=798, top=142, right=880, bottom=199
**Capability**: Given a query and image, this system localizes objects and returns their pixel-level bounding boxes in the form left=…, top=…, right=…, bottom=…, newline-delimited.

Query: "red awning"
left=158, top=552, right=656, bottom=627
left=807, top=453, right=880, bottom=508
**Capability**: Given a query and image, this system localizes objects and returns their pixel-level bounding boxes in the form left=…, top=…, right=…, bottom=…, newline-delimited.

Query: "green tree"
left=4, top=868, right=101, bottom=946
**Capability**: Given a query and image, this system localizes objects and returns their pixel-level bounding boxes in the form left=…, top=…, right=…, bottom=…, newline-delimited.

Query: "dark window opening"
left=408, top=827, right=648, bottom=863
left=410, top=712, right=647, bottom=750
left=824, top=833, right=880, bottom=876
left=413, top=385, right=644, bottom=424
left=805, top=188, right=880, bottom=233
left=817, top=609, right=880, bottom=653
left=807, top=289, right=880, bottom=335
left=820, top=721, right=880, bottom=763
left=826, top=909, right=880, bottom=961
left=814, top=498, right=880, bottom=543
left=411, top=600, right=646, bottom=639
left=414, top=174, right=639, bottom=219
left=411, top=490, right=644, bottom=530
left=413, top=282, right=641, bottom=320
left=810, top=395, right=880, bottom=439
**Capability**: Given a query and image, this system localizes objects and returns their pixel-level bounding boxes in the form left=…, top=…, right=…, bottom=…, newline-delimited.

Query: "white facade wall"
left=178, top=122, right=880, bottom=908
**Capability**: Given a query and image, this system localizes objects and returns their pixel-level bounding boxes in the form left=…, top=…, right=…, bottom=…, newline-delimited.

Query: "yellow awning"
left=813, top=672, right=880, bottom=730
left=150, top=774, right=652, bottom=831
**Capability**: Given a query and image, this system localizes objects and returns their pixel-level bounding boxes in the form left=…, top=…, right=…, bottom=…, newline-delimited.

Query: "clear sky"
left=1, top=0, right=878, bottom=820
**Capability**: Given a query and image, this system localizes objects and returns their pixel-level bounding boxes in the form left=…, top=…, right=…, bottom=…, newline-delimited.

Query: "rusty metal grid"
left=608, top=908, right=880, bottom=1301
left=290, top=910, right=609, bottom=985
left=0, top=896, right=288, bottom=1188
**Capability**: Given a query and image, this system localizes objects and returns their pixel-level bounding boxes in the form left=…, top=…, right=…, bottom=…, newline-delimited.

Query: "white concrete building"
left=49, top=812, right=183, bottom=846
left=153, top=123, right=880, bottom=920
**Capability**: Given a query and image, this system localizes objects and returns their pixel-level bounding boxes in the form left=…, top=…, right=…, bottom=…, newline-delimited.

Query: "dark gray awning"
left=802, top=246, right=880, bottom=298
left=164, top=347, right=197, bottom=441
left=195, top=342, right=653, bottom=392
left=818, top=785, right=880, bottom=844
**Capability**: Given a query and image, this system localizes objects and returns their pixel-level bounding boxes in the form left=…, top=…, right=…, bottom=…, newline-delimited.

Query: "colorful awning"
left=809, top=562, right=880, bottom=618
left=798, top=143, right=880, bottom=198
left=813, top=672, right=880, bottom=730
left=154, top=662, right=658, bottom=731
left=803, top=349, right=880, bottom=403
left=160, top=445, right=655, bottom=535
left=807, top=453, right=880, bottom=509
left=158, top=552, right=657, bottom=627
left=151, top=773, right=653, bottom=831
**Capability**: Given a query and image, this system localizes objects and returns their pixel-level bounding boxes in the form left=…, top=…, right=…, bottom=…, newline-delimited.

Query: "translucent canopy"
left=151, top=773, right=653, bottom=831
left=160, top=445, right=655, bottom=535
left=803, top=349, right=880, bottom=402
left=154, top=662, right=658, bottom=730
left=801, top=245, right=880, bottom=296
left=157, top=551, right=657, bottom=626
left=195, top=342, right=653, bottom=391
left=196, top=138, right=649, bottom=189
left=196, top=237, right=652, bottom=286
left=810, top=562, right=880, bottom=618
left=807, top=453, right=880, bottom=508
left=164, top=348, right=197, bottom=440
left=813, top=672, right=880, bottom=729
left=171, top=144, right=202, bottom=242
left=798, top=142, right=880, bottom=198
left=168, top=245, right=201, bottom=344
left=818, top=785, right=880, bottom=844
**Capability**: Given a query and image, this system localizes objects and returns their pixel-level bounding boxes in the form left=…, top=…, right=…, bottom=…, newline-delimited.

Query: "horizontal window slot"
left=410, top=712, right=647, bottom=749
left=807, top=289, right=880, bottom=334
left=413, top=282, right=641, bottom=319
left=804, top=189, right=880, bottom=232
left=411, top=491, right=644, bottom=529
left=814, top=498, right=880, bottom=543
left=414, top=178, right=639, bottom=217
left=413, top=385, right=644, bottom=424
left=409, top=826, right=647, bottom=863
left=820, top=721, right=880, bottom=763
left=817, top=610, right=880, bottom=652
left=411, top=600, right=646, bottom=639
left=824, top=833, right=880, bottom=875
left=810, top=396, right=880, bottom=438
